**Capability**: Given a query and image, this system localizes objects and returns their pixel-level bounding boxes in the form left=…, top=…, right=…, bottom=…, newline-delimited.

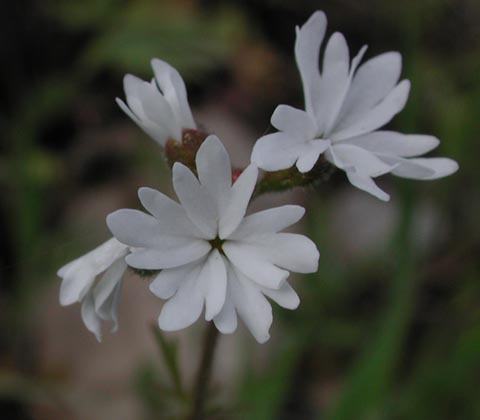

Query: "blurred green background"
left=0, top=0, right=479, bottom=419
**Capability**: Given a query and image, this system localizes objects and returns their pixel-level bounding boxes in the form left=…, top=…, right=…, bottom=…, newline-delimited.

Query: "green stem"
left=165, top=129, right=336, bottom=199
left=187, top=322, right=220, bottom=420
left=151, top=325, right=185, bottom=400
left=253, top=156, right=335, bottom=198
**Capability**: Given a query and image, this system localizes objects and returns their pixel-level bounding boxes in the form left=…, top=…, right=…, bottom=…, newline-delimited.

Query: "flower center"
left=209, top=236, right=225, bottom=254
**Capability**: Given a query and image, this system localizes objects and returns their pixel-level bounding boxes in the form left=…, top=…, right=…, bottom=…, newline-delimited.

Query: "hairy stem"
left=253, top=156, right=335, bottom=198
left=187, top=322, right=220, bottom=420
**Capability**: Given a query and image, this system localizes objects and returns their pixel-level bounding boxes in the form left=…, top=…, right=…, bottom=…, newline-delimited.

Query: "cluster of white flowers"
left=58, top=10, right=457, bottom=343
left=252, top=11, right=458, bottom=201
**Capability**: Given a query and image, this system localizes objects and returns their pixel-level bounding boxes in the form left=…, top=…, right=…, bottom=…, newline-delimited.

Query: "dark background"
left=0, top=0, right=479, bottom=419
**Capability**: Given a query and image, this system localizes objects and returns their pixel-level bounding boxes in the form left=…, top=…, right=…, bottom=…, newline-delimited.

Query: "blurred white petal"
left=219, top=164, right=258, bottom=238
left=213, top=264, right=238, bottom=334
left=295, top=11, right=328, bottom=121
left=158, top=263, right=204, bottom=331
left=173, top=162, right=218, bottom=239
left=296, top=140, right=331, bottom=172
left=327, top=144, right=394, bottom=177
left=262, top=281, right=300, bottom=310
left=196, top=136, right=232, bottom=219
left=138, top=187, right=204, bottom=237
left=315, top=32, right=350, bottom=132
left=223, top=242, right=289, bottom=289
left=389, top=157, right=459, bottom=180
left=229, top=205, right=305, bottom=240
left=251, top=132, right=308, bottom=171
left=126, top=241, right=210, bottom=270
left=332, top=80, right=411, bottom=141
left=58, top=238, right=127, bottom=306
left=229, top=266, right=273, bottom=344
left=346, top=171, right=390, bottom=201
left=58, top=238, right=129, bottom=340
left=337, top=52, right=402, bottom=125
left=242, top=232, right=319, bottom=274
left=343, top=131, right=439, bottom=157
left=151, top=58, right=196, bottom=130
left=271, top=105, right=317, bottom=138
left=81, top=293, right=102, bottom=342
left=199, top=250, right=227, bottom=321
left=150, top=262, right=198, bottom=299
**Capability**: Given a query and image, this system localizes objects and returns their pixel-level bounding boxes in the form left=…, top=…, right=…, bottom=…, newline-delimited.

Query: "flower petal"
left=251, top=132, right=307, bottom=171
left=337, top=51, right=402, bottom=126
left=150, top=262, right=197, bottom=299
left=323, top=44, right=368, bottom=135
left=172, top=162, right=217, bottom=239
left=126, top=240, right=211, bottom=269
left=93, top=257, right=127, bottom=314
left=345, top=171, right=390, bottom=201
left=122, top=74, right=149, bottom=118
left=81, top=292, right=102, bottom=342
left=59, top=264, right=97, bottom=307
left=116, top=97, right=141, bottom=124
left=327, top=144, right=393, bottom=176
left=213, top=262, right=238, bottom=334
left=243, top=232, right=319, bottom=274
left=151, top=58, right=196, bottom=130
left=223, top=242, right=289, bottom=289
left=121, top=75, right=175, bottom=145
left=295, top=11, right=327, bottom=119
left=229, top=265, right=273, bottom=343
left=140, top=82, right=180, bottom=140
left=138, top=187, right=204, bottom=237
left=332, top=80, right=411, bottom=141
left=271, top=105, right=317, bottom=138
left=315, top=32, right=350, bottom=133
left=389, top=156, right=459, bottom=180
left=199, top=250, right=227, bottom=321
left=158, top=262, right=204, bottom=331
left=116, top=97, right=170, bottom=146
left=343, top=131, right=440, bottom=157
left=229, top=205, right=305, bottom=240
left=195, top=136, right=232, bottom=220
left=213, top=291, right=237, bottom=334
left=219, top=164, right=258, bottom=239
left=58, top=238, right=127, bottom=306
left=96, top=280, right=123, bottom=334
left=296, top=140, right=331, bottom=172
left=107, top=209, right=198, bottom=248
left=262, top=281, right=300, bottom=310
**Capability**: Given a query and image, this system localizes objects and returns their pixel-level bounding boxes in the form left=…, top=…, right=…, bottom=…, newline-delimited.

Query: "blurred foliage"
left=0, top=0, right=479, bottom=419
left=44, top=0, right=247, bottom=80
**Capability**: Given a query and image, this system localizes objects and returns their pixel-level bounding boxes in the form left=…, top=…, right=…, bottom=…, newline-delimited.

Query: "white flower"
left=116, top=58, right=196, bottom=147
left=58, top=238, right=130, bottom=341
left=252, top=11, right=458, bottom=201
left=107, top=136, right=319, bottom=343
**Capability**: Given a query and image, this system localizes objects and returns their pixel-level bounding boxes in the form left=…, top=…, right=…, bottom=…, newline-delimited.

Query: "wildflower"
left=107, top=136, right=319, bottom=343
left=58, top=238, right=130, bottom=341
left=252, top=11, right=458, bottom=201
left=116, top=59, right=196, bottom=147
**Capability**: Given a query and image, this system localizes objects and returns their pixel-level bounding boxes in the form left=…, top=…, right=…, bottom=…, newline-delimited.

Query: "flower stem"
left=253, top=156, right=335, bottom=198
left=187, top=322, right=220, bottom=420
